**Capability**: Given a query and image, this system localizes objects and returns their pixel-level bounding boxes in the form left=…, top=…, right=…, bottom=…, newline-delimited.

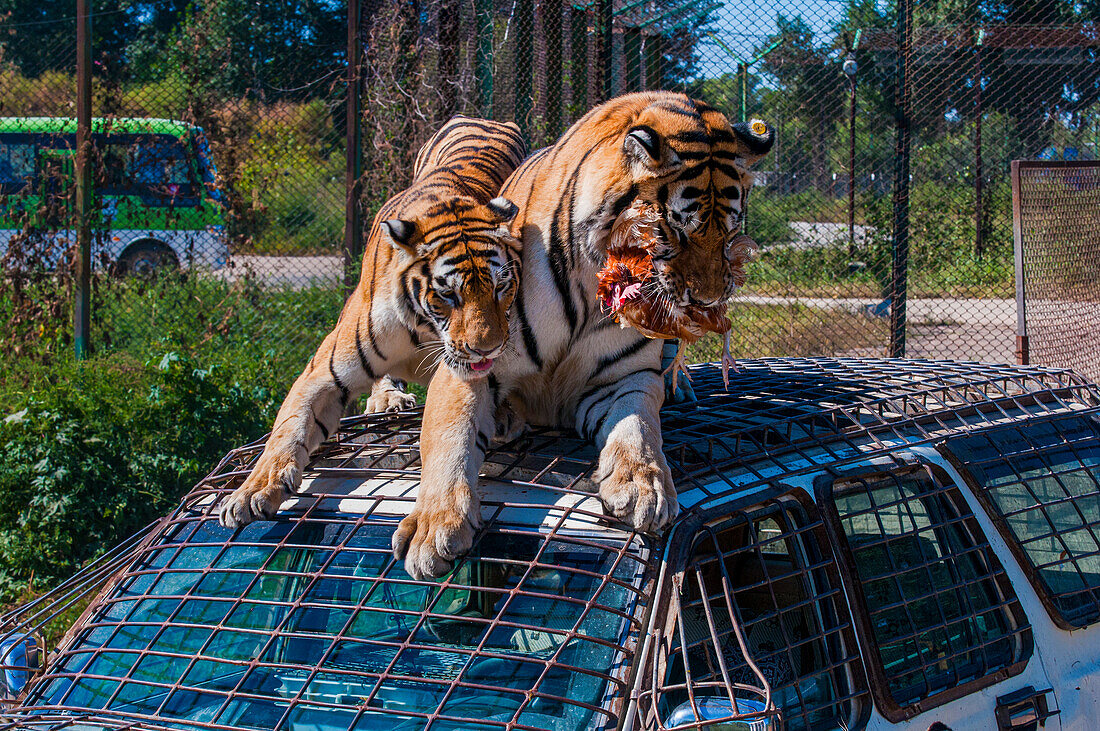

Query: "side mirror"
left=1, top=631, right=44, bottom=700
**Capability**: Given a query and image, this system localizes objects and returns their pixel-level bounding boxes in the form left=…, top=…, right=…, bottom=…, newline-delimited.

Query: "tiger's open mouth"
left=444, top=351, right=497, bottom=380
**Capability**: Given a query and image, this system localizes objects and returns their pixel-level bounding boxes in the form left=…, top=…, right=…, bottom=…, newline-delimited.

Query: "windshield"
left=27, top=516, right=649, bottom=731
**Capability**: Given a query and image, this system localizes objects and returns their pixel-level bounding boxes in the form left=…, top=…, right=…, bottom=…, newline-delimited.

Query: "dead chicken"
left=596, top=201, right=757, bottom=391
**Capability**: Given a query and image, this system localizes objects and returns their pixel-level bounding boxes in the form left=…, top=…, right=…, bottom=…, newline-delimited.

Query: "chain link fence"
left=3, top=0, right=1100, bottom=378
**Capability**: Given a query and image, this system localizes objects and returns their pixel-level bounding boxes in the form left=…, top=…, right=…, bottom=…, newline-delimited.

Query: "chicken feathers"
left=596, top=201, right=756, bottom=391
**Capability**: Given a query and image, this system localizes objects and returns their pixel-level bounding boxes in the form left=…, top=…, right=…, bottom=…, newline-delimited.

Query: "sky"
left=692, top=0, right=856, bottom=77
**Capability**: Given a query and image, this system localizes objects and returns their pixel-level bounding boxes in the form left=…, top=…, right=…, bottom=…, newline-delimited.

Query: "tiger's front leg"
left=579, top=370, right=678, bottom=532
left=392, top=367, right=495, bottom=579
left=218, top=325, right=375, bottom=529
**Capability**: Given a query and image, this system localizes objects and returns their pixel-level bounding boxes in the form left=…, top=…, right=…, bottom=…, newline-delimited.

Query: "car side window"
left=944, top=414, right=1100, bottom=629
left=822, top=467, right=1033, bottom=721
left=645, top=494, right=869, bottom=731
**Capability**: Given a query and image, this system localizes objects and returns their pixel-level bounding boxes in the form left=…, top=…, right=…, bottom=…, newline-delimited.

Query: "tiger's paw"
left=365, top=378, right=417, bottom=414
left=391, top=491, right=481, bottom=580
left=492, top=399, right=528, bottom=444
left=597, top=441, right=678, bottom=533
left=217, top=459, right=298, bottom=529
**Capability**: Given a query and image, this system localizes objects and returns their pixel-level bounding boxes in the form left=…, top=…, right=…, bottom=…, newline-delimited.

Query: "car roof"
left=190, top=356, right=1100, bottom=528
left=4, top=357, right=1099, bottom=731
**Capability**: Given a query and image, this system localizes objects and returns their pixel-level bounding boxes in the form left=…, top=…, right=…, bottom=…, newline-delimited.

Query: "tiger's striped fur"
left=394, top=92, right=775, bottom=578
left=219, top=116, right=526, bottom=529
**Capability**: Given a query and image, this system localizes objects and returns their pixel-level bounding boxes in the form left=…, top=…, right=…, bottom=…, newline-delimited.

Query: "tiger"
left=392, top=91, right=775, bottom=579
left=218, top=115, right=527, bottom=529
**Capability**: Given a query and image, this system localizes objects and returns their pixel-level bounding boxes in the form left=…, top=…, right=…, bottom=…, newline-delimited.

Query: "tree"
left=166, top=0, right=345, bottom=101
left=760, top=15, right=845, bottom=193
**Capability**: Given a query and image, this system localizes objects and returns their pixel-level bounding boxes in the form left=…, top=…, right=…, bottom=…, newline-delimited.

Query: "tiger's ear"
left=624, top=125, right=662, bottom=167
left=382, top=219, right=417, bottom=254
left=731, top=118, right=776, bottom=165
left=624, top=125, right=680, bottom=173
left=487, top=197, right=518, bottom=223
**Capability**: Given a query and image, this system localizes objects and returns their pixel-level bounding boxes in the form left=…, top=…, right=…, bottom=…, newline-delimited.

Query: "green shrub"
left=0, top=351, right=279, bottom=600
left=747, top=192, right=794, bottom=247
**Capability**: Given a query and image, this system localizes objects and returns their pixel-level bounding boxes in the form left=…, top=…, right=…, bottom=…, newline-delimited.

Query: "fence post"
left=438, top=0, right=460, bottom=118
left=974, top=28, right=985, bottom=259
left=1010, top=160, right=1028, bottom=365
left=74, top=0, right=92, bottom=359
left=344, top=0, right=362, bottom=299
left=545, top=0, right=563, bottom=141
left=598, top=0, right=613, bottom=101
left=644, top=33, right=663, bottom=89
left=624, top=27, right=641, bottom=92
left=476, top=0, right=494, bottom=116
left=570, top=7, right=588, bottom=118
left=515, top=0, right=534, bottom=140
left=889, top=0, right=912, bottom=359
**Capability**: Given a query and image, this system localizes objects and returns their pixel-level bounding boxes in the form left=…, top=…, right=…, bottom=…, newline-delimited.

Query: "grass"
left=747, top=183, right=1017, bottom=299
left=688, top=302, right=889, bottom=362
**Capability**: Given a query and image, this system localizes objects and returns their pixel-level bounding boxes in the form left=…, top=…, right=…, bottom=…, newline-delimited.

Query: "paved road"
left=745, top=295, right=1016, bottom=327
left=214, top=255, right=344, bottom=289
left=781, top=222, right=875, bottom=250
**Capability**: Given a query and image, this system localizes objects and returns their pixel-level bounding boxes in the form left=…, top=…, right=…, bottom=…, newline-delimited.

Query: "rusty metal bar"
left=544, top=0, right=563, bottom=142
left=889, top=0, right=913, bottom=359
left=598, top=0, right=613, bottom=100
left=343, top=0, right=363, bottom=299
left=74, top=0, right=93, bottom=359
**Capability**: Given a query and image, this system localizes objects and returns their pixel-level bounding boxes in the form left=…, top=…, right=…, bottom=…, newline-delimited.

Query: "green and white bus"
left=0, top=117, right=229, bottom=274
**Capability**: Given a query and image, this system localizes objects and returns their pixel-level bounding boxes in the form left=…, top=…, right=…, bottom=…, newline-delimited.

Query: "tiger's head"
left=616, top=96, right=775, bottom=309
left=384, top=196, right=520, bottom=380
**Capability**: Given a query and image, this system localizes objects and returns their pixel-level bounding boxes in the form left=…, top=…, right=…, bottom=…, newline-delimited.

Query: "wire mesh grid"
left=637, top=493, right=867, bottom=731
left=1, top=407, right=654, bottom=731
left=944, top=412, right=1100, bottom=630
left=7, top=2, right=1100, bottom=368
left=657, top=358, right=1100, bottom=515
left=1, top=3, right=350, bottom=365
left=1012, top=160, right=1100, bottom=382
left=3, top=358, right=1100, bottom=730
left=820, top=466, right=1033, bottom=721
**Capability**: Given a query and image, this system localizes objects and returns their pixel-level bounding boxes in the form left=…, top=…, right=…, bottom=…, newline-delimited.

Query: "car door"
left=819, top=453, right=1061, bottom=731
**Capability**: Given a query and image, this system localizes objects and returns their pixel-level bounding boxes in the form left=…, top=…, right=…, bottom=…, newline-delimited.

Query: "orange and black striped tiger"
left=394, top=92, right=775, bottom=579
left=219, top=115, right=527, bottom=528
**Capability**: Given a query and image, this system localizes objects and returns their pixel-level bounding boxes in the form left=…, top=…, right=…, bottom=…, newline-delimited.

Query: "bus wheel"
left=117, top=241, right=179, bottom=277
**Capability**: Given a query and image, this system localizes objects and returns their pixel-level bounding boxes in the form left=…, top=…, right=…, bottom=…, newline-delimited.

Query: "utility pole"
left=843, top=29, right=861, bottom=257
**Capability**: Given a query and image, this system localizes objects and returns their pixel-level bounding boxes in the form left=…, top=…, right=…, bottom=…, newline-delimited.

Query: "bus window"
left=0, top=138, right=36, bottom=192
left=129, top=137, right=197, bottom=200
left=98, top=143, right=129, bottom=192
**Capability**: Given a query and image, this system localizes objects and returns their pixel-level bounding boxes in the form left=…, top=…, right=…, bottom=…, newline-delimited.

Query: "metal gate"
left=1012, top=160, right=1100, bottom=381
